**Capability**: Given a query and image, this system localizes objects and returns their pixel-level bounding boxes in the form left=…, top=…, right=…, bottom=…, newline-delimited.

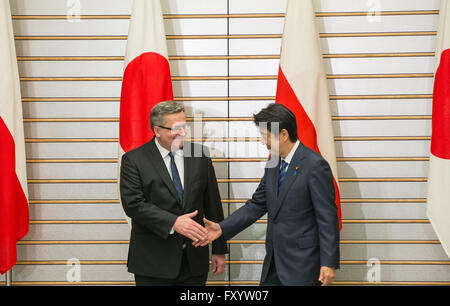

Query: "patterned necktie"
left=169, top=152, right=184, bottom=207
left=278, top=160, right=288, bottom=194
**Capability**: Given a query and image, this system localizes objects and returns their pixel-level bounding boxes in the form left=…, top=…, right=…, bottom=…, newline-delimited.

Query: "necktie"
left=278, top=160, right=288, bottom=194
left=169, top=152, right=184, bottom=207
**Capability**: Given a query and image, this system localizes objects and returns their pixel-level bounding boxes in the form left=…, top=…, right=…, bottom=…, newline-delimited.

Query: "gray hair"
left=150, top=101, right=185, bottom=131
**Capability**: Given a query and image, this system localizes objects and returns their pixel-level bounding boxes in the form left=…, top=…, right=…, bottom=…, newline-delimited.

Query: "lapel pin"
left=293, top=166, right=300, bottom=176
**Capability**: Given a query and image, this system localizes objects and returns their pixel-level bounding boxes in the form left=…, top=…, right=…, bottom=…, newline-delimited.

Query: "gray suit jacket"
left=220, top=141, right=340, bottom=285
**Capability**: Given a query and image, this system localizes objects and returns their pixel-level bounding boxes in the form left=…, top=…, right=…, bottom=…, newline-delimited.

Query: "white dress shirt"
left=281, top=140, right=300, bottom=170
left=155, top=138, right=185, bottom=237
left=154, top=138, right=184, bottom=188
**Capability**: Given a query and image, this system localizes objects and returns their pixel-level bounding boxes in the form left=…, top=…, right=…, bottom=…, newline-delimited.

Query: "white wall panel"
left=339, top=182, right=428, bottom=198
left=25, top=143, right=119, bottom=159
left=12, top=265, right=132, bottom=282
left=323, top=36, right=436, bottom=54
left=20, top=81, right=121, bottom=97
left=170, top=60, right=228, bottom=76
left=18, top=61, right=124, bottom=78
left=27, top=163, right=118, bottom=180
left=315, top=0, right=441, bottom=12
left=229, top=38, right=282, bottom=55
left=340, top=224, right=438, bottom=240
left=17, top=244, right=129, bottom=261
left=230, top=162, right=265, bottom=179
left=329, top=78, right=434, bottom=95
left=340, top=244, right=450, bottom=261
left=15, top=40, right=127, bottom=57
left=229, top=0, right=287, bottom=13
left=23, top=102, right=120, bottom=118
left=332, top=99, right=432, bottom=116
left=229, top=18, right=284, bottom=35
left=229, top=101, right=273, bottom=117
left=167, top=39, right=228, bottom=56
left=317, top=15, right=438, bottom=33
left=10, top=0, right=448, bottom=286
left=161, top=0, right=228, bottom=14
left=28, top=183, right=119, bottom=200
left=228, top=142, right=269, bottom=158
left=338, top=161, right=429, bottom=178
left=24, top=122, right=118, bottom=138
left=29, top=204, right=125, bottom=220
left=11, top=0, right=229, bottom=15
left=325, top=57, right=435, bottom=74
left=23, top=224, right=130, bottom=240
left=12, top=20, right=131, bottom=36
left=342, top=203, right=427, bottom=220
left=183, top=101, right=228, bottom=117
left=334, top=120, right=431, bottom=137
left=10, top=0, right=133, bottom=15
left=229, top=59, right=279, bottom=76
left=172, top=80, right=228, bottom=97
left=336, top=140, right=431, bottom=157
left=229, top=80, right=277, bottom=96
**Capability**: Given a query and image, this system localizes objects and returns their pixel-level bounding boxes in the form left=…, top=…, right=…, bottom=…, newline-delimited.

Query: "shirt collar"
left=282, top=140, right=300, bottom=165
left=155, top=138, right=184, bottom=158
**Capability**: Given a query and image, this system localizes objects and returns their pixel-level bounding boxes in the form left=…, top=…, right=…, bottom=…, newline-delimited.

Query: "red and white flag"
left=119, top=0, right=173, bottom=153
left=275, top=0, right=342, bottom=229
left=119, top=0, right=173, bottom=224
left=0, top=0, right=29, bottom=274
left=427, top=1, right=450, bottom=257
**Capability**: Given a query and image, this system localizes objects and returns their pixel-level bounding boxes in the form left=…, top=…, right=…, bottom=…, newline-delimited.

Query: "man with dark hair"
left=201, top=103, right=340, bottom=286
left=120, top=101, right=228, bottom=285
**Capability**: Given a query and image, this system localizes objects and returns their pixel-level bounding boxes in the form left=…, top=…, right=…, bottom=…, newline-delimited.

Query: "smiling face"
left=153, top=111, right=187, bottom=152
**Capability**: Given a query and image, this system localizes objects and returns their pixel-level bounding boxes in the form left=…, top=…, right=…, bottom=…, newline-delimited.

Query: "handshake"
left=172, top=210, right=223, bottom=247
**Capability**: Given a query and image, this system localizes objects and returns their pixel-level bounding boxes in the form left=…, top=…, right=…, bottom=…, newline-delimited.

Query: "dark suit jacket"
left=220, top=141, right=340, bottom=285
left=120, top=138, right=228, bottom=279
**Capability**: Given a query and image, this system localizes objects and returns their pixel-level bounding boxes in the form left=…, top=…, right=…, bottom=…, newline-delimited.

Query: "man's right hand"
left=173, top=210, right=208, bottom=243
left=193, top=218, right=223, bottom=247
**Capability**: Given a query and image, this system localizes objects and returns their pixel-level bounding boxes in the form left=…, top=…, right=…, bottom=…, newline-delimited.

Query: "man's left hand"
left=211, top=254, right=226, bottom=276
left=318, top=266, right=336, bottom=286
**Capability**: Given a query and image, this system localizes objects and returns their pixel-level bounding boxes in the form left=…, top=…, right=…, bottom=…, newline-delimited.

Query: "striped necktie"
left=278, top=160, right=288, bottom=194
left=169, top=152, right=184, bottom=207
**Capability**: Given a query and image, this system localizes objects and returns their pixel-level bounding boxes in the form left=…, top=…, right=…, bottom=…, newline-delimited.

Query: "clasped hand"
left=172, top=211, right=225, bottom=275
left=172, top=210, right=222, bottom=247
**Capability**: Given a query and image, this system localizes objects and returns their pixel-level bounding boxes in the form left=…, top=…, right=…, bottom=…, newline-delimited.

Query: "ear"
left=153, top=126, right=161, bottom=138
left=280, top=129, right=289, bottom=142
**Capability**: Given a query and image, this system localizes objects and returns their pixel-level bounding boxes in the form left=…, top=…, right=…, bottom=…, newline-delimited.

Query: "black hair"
left=253, top=103, right=298, bottom=142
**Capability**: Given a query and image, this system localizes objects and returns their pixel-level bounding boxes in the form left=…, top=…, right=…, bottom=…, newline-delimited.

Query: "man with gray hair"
left=120, top=100, right=228, bottom=285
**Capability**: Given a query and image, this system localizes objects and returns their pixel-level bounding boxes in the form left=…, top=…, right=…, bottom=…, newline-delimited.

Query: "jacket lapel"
left=266, top=156, right=280, bottom=213
left=182, top=142, right=193, bottom=212
left=272, top=142, right=305, bottom=219
left=146, top=138, right=181, bottom=205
